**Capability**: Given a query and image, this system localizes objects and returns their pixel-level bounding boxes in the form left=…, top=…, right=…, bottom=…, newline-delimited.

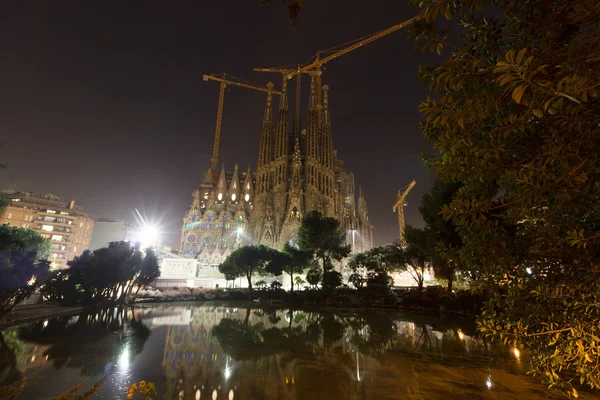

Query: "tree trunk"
left=289, top=271, right=294, bottom=293
left=447, top=273, right=453, bottom=293
left=246, top=273, right=252, bottom=296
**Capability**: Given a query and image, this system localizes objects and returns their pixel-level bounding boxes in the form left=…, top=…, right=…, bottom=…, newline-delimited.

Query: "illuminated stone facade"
left=181, top=74, right=372, bottom=268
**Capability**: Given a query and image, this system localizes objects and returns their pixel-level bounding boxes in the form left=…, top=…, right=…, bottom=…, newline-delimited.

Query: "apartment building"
left=0, top=191, right=94, bottom=269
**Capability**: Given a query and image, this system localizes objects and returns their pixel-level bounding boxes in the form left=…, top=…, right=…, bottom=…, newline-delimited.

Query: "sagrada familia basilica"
left=180, top=73, right=372, bottom=268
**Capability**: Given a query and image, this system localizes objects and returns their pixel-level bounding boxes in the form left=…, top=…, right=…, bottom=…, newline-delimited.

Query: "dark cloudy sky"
left=0, top=1, right=438, bottom=247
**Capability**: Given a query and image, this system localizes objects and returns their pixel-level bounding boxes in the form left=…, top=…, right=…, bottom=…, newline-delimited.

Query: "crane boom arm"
left=392, top=180, right=416, bottom=211
left=298, top=16, right=421, bottom=77
left=203, top=74, right=281, bottom=95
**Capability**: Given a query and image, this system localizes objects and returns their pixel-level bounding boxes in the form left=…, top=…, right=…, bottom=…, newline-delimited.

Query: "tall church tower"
left=183, top=75, right=373, bottom=269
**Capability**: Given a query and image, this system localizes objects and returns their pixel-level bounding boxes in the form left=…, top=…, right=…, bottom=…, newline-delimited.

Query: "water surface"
left=0, top=303, right=589, bottom=399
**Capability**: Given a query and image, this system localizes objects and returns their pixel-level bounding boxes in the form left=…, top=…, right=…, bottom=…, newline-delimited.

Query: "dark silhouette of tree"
left=218, top=245, right=275, bottom=294
left=266, top=243, right=312, bottom=292
left=41, top=242, right=159, bottom=305
left=298, top=211, right=350, bottom=288
left=0, top=225, right=51, bottom=317
left=404, top=228, right=430, bottom=292
left=348, top=244, right=405, bottom=288
left=419, top=180, right=463, bottom=292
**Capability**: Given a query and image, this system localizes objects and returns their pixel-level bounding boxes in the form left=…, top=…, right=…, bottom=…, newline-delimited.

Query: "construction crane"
left=255, top=15, right=422, bottom=81
left=203, top=73, right=281, bottom=182
left=253, top=15, right=422, bottom=140
left=393, top=179, right=416, bottom=246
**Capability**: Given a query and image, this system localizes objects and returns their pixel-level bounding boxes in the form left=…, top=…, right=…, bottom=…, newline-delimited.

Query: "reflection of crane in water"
left=393, top=180, right=416, bottom=246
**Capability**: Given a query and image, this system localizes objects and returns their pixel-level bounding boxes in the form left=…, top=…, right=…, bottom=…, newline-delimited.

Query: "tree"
left=299, top=211, right=351, bottom=273
left=41, top=242, right=158, bottom=305
left=218, top=245, right=274, bottom=294
left=134, top=248, right=160, bottom=295
left=348, top=244, right=405, bottom=287
left=419, top=180, right=463, bottom=292
left=294, top=276, right=306, bottom=290
left=0, top=225, right=51, bottom=316
left=411, top=0, right=600, bottom=394
left=266, top=243, right=312, bottom=292
left=403, top=228, right=429, bottom=292
left=305, top=267, right=321, bottom=289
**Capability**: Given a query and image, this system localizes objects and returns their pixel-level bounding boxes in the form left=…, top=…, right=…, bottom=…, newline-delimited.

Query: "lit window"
left=42, top=225, right=54, bottom=232
left=79, top=222, right=82, bottom=228
left=231, top=193, right=236, bottom=201
left=217, top=193, right=223, bottom=201
left=11, top=198, right=21, bottom=202
left=22, top=223, right=27, bottom=228
left=7, top=213, right=12, bottom=219
left=244, top=194, right=250, bottom=202
left=47, top=210, right=56, bottom=214
left=60, top=212, right=69, bottom=215
left=51, top=234, right=63, bottom=241
left=74, top=246, right=77, bottom=252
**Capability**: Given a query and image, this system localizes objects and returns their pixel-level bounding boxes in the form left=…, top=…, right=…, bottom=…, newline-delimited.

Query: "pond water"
left=0, top=303, right=592, bottom=400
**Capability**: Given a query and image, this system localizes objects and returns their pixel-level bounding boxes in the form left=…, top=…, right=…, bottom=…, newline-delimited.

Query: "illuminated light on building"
left=513, top=347, right=520, bottom=358
left=486, top=375, right=493, bottom=389
left=195, top=389, right=201, bottom=400
left=228, top=389, right=234, bottom=400
left=212, top=389, right=218, bottom=400
left=458, top=330, right=464, bottom=340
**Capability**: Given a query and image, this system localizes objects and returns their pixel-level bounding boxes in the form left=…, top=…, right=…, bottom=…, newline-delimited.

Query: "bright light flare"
left=132, top=208, right=162, bottom=249
left=486, top=375, right=493, bottom=389
left=457, top=330, right=464, bottom=340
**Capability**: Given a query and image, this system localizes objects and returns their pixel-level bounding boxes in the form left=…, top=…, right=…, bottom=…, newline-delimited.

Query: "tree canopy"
left=266, top=243, right=312, bottom=292
left=348, top=244, right=405, bottom=287
left=42, top=241, right=159, bottom=305
left=411, top=0, right=600, bottom=395
left=0, top=225, right=51, bottom=316
left=218, top=245, right=275, bottom=293
left=299, top=210, right=350, bottom=272
left=418, top=180, right=463, bottom=291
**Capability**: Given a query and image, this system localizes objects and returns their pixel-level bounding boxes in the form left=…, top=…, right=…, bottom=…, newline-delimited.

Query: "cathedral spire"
left=321, top=85, right=334, bottom=170
left=292, top=137, right=302, bottom=187
left=305, top=73, right=319, bottom=159
left=241, top=165, right=254, bottom=204
left=257, top=82, right=274, bottom=168
left=274, top=76, right=288, bottom=159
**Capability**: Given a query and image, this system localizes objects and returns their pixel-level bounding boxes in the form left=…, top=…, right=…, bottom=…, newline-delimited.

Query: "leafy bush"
left=322, top=270, right=343, bottom=291
left=357, top=285, right=398, bottom=306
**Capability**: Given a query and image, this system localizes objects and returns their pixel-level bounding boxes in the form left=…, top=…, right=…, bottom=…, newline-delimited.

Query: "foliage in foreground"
left=410, top=0, right=600, bottom=395
left=0, top=225, right=51, bottom=317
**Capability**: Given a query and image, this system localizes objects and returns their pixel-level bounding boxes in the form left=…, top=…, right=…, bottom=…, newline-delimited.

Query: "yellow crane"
left=255, top=15, right=422, bottom=81
left=203, top=73, right=281, bottom=182
left=393, top=179, right=416, bottom=246
left=253, top=14, right=422, bottom=143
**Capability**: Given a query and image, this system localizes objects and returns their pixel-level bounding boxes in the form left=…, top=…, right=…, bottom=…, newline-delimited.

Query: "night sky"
left=0, top=1, right=438, bottom=247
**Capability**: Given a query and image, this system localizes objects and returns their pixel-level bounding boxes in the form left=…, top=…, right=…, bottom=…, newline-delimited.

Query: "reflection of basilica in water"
left=143, top=306, right=489, bottom=400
